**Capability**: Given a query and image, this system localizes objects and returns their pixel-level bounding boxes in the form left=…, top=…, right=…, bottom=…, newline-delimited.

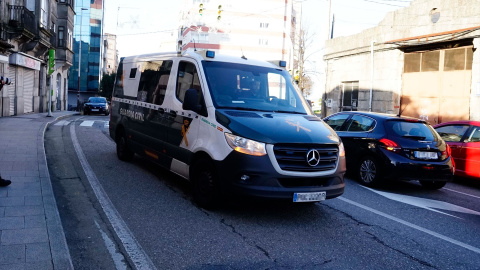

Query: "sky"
left=102, top=0, right=414, bottom=99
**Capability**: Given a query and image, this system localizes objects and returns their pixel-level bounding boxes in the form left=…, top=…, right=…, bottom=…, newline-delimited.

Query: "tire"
left=419, top=180, right=446, bottom=190
left=191, top=159, right=220, bottom=209
left=116, top=129, right=134, bottom=161
left=357, top=156, right=382, bottom=186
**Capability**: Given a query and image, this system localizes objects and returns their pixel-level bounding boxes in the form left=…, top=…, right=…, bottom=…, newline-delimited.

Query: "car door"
left=460, top=125, right=480, bottom=178
left=434, top=124, right=470, bottom=174
left=338, top=115, right=376, bottom=166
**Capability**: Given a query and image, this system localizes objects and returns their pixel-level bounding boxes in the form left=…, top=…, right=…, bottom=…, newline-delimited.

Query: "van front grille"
left=273, top=144, right=338, bottom=172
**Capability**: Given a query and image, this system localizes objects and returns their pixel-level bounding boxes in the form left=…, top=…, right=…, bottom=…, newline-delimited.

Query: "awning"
left=384, top=26, right=480, bottom=46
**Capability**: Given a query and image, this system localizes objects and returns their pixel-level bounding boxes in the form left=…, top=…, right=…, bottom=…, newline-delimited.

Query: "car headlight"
left=339, top=142, right=345, bottom=157
left=225, top=133, right=266, bottom=156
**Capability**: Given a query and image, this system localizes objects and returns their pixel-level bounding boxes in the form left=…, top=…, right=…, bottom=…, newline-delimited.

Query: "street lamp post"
left=77, top=7, right=87, bottom=111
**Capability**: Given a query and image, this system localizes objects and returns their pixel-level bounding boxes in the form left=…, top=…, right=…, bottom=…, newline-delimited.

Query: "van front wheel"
left=192, top=159, right=220, bottom=209
left=116, top=129, right=134, bottom=161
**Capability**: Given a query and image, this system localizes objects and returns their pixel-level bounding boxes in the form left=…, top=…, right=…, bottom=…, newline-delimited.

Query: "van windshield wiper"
left=222, top=107, right=268, bottom=112
left=273, top=110, right=306, bottom=115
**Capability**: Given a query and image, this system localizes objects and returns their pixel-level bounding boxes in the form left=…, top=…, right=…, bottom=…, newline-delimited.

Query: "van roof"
left=121, top=49, right=282, bottom=69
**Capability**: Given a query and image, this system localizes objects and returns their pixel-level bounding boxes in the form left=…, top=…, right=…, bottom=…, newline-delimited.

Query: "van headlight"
left=225, top=133, right=266, bottom=156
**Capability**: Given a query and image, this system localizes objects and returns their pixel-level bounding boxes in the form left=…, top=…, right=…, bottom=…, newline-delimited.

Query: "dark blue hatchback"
left=324, top=111, right=454, bottom=189
left=84, top=97, right=109, bottom=115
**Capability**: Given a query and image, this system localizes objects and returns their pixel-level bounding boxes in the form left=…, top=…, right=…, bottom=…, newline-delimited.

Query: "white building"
left=177, top=0, right=302, bottom=71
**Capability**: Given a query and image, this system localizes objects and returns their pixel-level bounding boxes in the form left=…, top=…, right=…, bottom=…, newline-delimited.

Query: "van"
left=109, top=49, right=346, bottom=207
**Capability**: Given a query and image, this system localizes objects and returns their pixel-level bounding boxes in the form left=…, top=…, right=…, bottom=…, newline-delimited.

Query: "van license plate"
left=293, top=192, right=326, bottom=202
left=415, top=151, right=437, bottom=159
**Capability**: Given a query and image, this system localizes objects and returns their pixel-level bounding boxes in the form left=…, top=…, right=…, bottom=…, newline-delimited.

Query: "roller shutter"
left=24, top=69, right=34, bottom=113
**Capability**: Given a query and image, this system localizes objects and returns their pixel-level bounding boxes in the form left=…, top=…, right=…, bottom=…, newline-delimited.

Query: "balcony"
left=7, top=5, right=38, bottom=39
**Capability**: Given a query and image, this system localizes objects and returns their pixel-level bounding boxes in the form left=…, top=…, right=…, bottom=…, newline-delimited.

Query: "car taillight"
left=379, top=138, right=401, bottom=152
left=441, top=144, right=452, bottom=159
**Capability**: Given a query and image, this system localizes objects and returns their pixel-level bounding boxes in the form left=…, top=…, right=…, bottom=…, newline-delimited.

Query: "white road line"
left=94, top=220, right=128, bottom=270
left=444, top=188, right=480, bottom=199
left=55, top=120, right=71, bottom=126
left=338, top=197, right=480, bottom=255
left=70, top=123, right=157, bottom=270
left=80, top=120, right=95, bottom=127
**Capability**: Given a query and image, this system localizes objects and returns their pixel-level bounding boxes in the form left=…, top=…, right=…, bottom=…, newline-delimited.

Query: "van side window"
left=137, top=60, right=173, bottom=105
left=129, top=68, right=137, bottom=78
left=176, top=61, right=202, bottom=103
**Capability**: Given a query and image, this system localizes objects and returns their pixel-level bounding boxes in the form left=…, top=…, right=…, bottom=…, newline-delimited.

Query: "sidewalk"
left=0, top=111, right=77, bottom=270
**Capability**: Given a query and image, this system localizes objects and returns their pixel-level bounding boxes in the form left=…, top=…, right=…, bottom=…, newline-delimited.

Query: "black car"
left=323, top=111, right=454, bottom=189
left=83, top=97, right=109, bottom=115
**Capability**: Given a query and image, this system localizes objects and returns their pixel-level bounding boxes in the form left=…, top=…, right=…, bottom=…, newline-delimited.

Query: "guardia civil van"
left=109, top=49, right=346, bottom=208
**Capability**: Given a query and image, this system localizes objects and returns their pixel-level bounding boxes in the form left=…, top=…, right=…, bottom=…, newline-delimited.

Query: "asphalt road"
left=45, top=115, right=480, bottom=270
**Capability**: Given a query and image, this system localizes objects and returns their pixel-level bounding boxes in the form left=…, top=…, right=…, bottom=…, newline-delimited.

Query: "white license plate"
left=91, top=109, right=99, bottom=111
left=293, top=192, right=326, bottom=202
left=415, top=151, right=437, bottom=159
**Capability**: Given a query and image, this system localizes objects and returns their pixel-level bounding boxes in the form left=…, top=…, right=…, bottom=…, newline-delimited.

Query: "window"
left=421, top=51, right=439, bottom=72
left=435, top=124, right=469, bottom=142
left=325, top=114, right=350, bottom=131
left=260, top=23, right=269, bottom=28
left=444, top=47, right=473, bottom=71
left=67, top=28, right=73, bottom=49
left=259, top=39, right=269, bottom=46
left=40, top=0, right=48, bottom=28
left=176, top=61, right=202, bottom=103
left=58, top=26, right=65, bottom=47
left=466, top=126, right=480, bottom=143
left=345, top=115, right=375, bottom=132
left=404, top=53, right=420, bottom=73
left=129, top=68, right=137, bottom=79
left=342, top=81, right=358, bottom=111
left=137, top=60, right=173, bottom=105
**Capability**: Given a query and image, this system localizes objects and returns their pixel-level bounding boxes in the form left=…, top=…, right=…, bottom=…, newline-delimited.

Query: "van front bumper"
left=214, top=151, right=346, bottom=201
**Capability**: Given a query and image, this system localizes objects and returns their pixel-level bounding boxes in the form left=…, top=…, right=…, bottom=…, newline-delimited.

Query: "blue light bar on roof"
left=279, top=60, right=286, bottom=67
left=206, top=50, right=215, bottom=58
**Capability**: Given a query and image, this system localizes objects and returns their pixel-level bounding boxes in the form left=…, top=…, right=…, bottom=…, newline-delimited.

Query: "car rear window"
left=385, top=120, right=437, bottom=141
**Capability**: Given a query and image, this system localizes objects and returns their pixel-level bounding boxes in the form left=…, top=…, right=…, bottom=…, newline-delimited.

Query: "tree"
left=99, top=73, right=116, bottom=100
left=293, top=26, right=321, bottom=97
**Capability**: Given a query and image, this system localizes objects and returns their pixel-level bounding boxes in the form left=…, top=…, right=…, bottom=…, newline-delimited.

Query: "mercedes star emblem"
left=306, top=149, right=320, bottom=167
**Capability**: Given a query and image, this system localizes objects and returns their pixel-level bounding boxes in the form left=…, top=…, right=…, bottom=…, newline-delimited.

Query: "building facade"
left=67, top=0, right=104, bottom=110
left=0, top=0, right=74, bottom=117
left=323, top=0, right=480, bottom=125
left=102, top=32, right=117, bottom=75
left=177, top=0, right=302, bottom=71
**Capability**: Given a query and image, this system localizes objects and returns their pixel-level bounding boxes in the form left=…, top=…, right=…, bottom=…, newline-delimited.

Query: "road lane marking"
left=338, top=197, right=480, bottom=255
left=94, top=220, right=127, bottom=270
left=444, top=188, right=480, bottom=199
left=54, top=120, right=71, bottom=126
left=70, top=123, right=157, bottom=270
left=80, top=120, right=95, bottom=127
left=362, top=187, right=480, bottom=218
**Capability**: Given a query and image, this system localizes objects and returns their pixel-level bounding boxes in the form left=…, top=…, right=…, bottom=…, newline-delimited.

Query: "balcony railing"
left=7, top=5, right=38, bottom=36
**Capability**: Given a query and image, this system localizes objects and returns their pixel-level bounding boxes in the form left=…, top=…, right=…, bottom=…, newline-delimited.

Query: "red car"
left=434, top=121, right=480, bottom=178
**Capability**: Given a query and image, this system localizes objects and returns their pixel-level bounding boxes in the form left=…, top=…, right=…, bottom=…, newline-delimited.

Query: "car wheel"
left=419, top=180, right=446, bottom=190
left=191, top=159, right=220, bottom=209
left=358, top=156, right=382, bottom=186
left=116, top=129, right=134, bottom=161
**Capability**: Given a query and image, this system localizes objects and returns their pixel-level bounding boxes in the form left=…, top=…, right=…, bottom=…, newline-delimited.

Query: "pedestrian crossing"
left=54, top=120, right=109, bottom=128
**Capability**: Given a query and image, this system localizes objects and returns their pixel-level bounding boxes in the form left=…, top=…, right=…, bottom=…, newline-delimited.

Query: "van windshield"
left=202, top=61, right=310, bottom=114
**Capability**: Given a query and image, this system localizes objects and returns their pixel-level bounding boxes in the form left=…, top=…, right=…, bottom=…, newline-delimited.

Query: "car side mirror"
left=183, top=88, right=202, bottom=113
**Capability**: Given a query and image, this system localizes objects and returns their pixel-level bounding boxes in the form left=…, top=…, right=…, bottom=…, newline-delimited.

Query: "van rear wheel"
left=191, top=159, right=220, bottom=209
left=116, top=129, right=134, bottom=161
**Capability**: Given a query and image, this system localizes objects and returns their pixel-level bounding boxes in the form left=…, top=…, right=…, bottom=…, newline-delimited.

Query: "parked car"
left=323, top=111, right=454, bottom=189
left=434, top=121, right=480, bottom=179
left=83, top=97, right=109, bottom=115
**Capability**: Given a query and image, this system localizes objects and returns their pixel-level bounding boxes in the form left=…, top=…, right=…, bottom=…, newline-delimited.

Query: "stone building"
left=0, top=0, right=74, bottom=117
left=323, top=0, right=480, bottom=125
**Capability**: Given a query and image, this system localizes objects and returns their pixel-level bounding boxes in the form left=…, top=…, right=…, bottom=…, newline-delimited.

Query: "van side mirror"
left=183, top=88, right=202, bottom=113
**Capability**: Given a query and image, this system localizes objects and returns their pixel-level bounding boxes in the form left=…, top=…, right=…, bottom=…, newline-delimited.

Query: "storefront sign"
left=9, top=53, right=41, bottom=70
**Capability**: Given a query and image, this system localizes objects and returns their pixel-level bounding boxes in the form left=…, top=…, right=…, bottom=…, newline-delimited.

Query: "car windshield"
left=202, top=61, right=310, bottom=114
left=88, top=97, right=106, bottom=103
left=385, top=120, right=438, bottom=141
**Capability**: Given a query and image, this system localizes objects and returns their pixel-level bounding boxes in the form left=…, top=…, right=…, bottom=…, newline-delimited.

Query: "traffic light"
left=199, top=4, right=203, bottom=16
left=217, top=5, right=222, bottom=20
